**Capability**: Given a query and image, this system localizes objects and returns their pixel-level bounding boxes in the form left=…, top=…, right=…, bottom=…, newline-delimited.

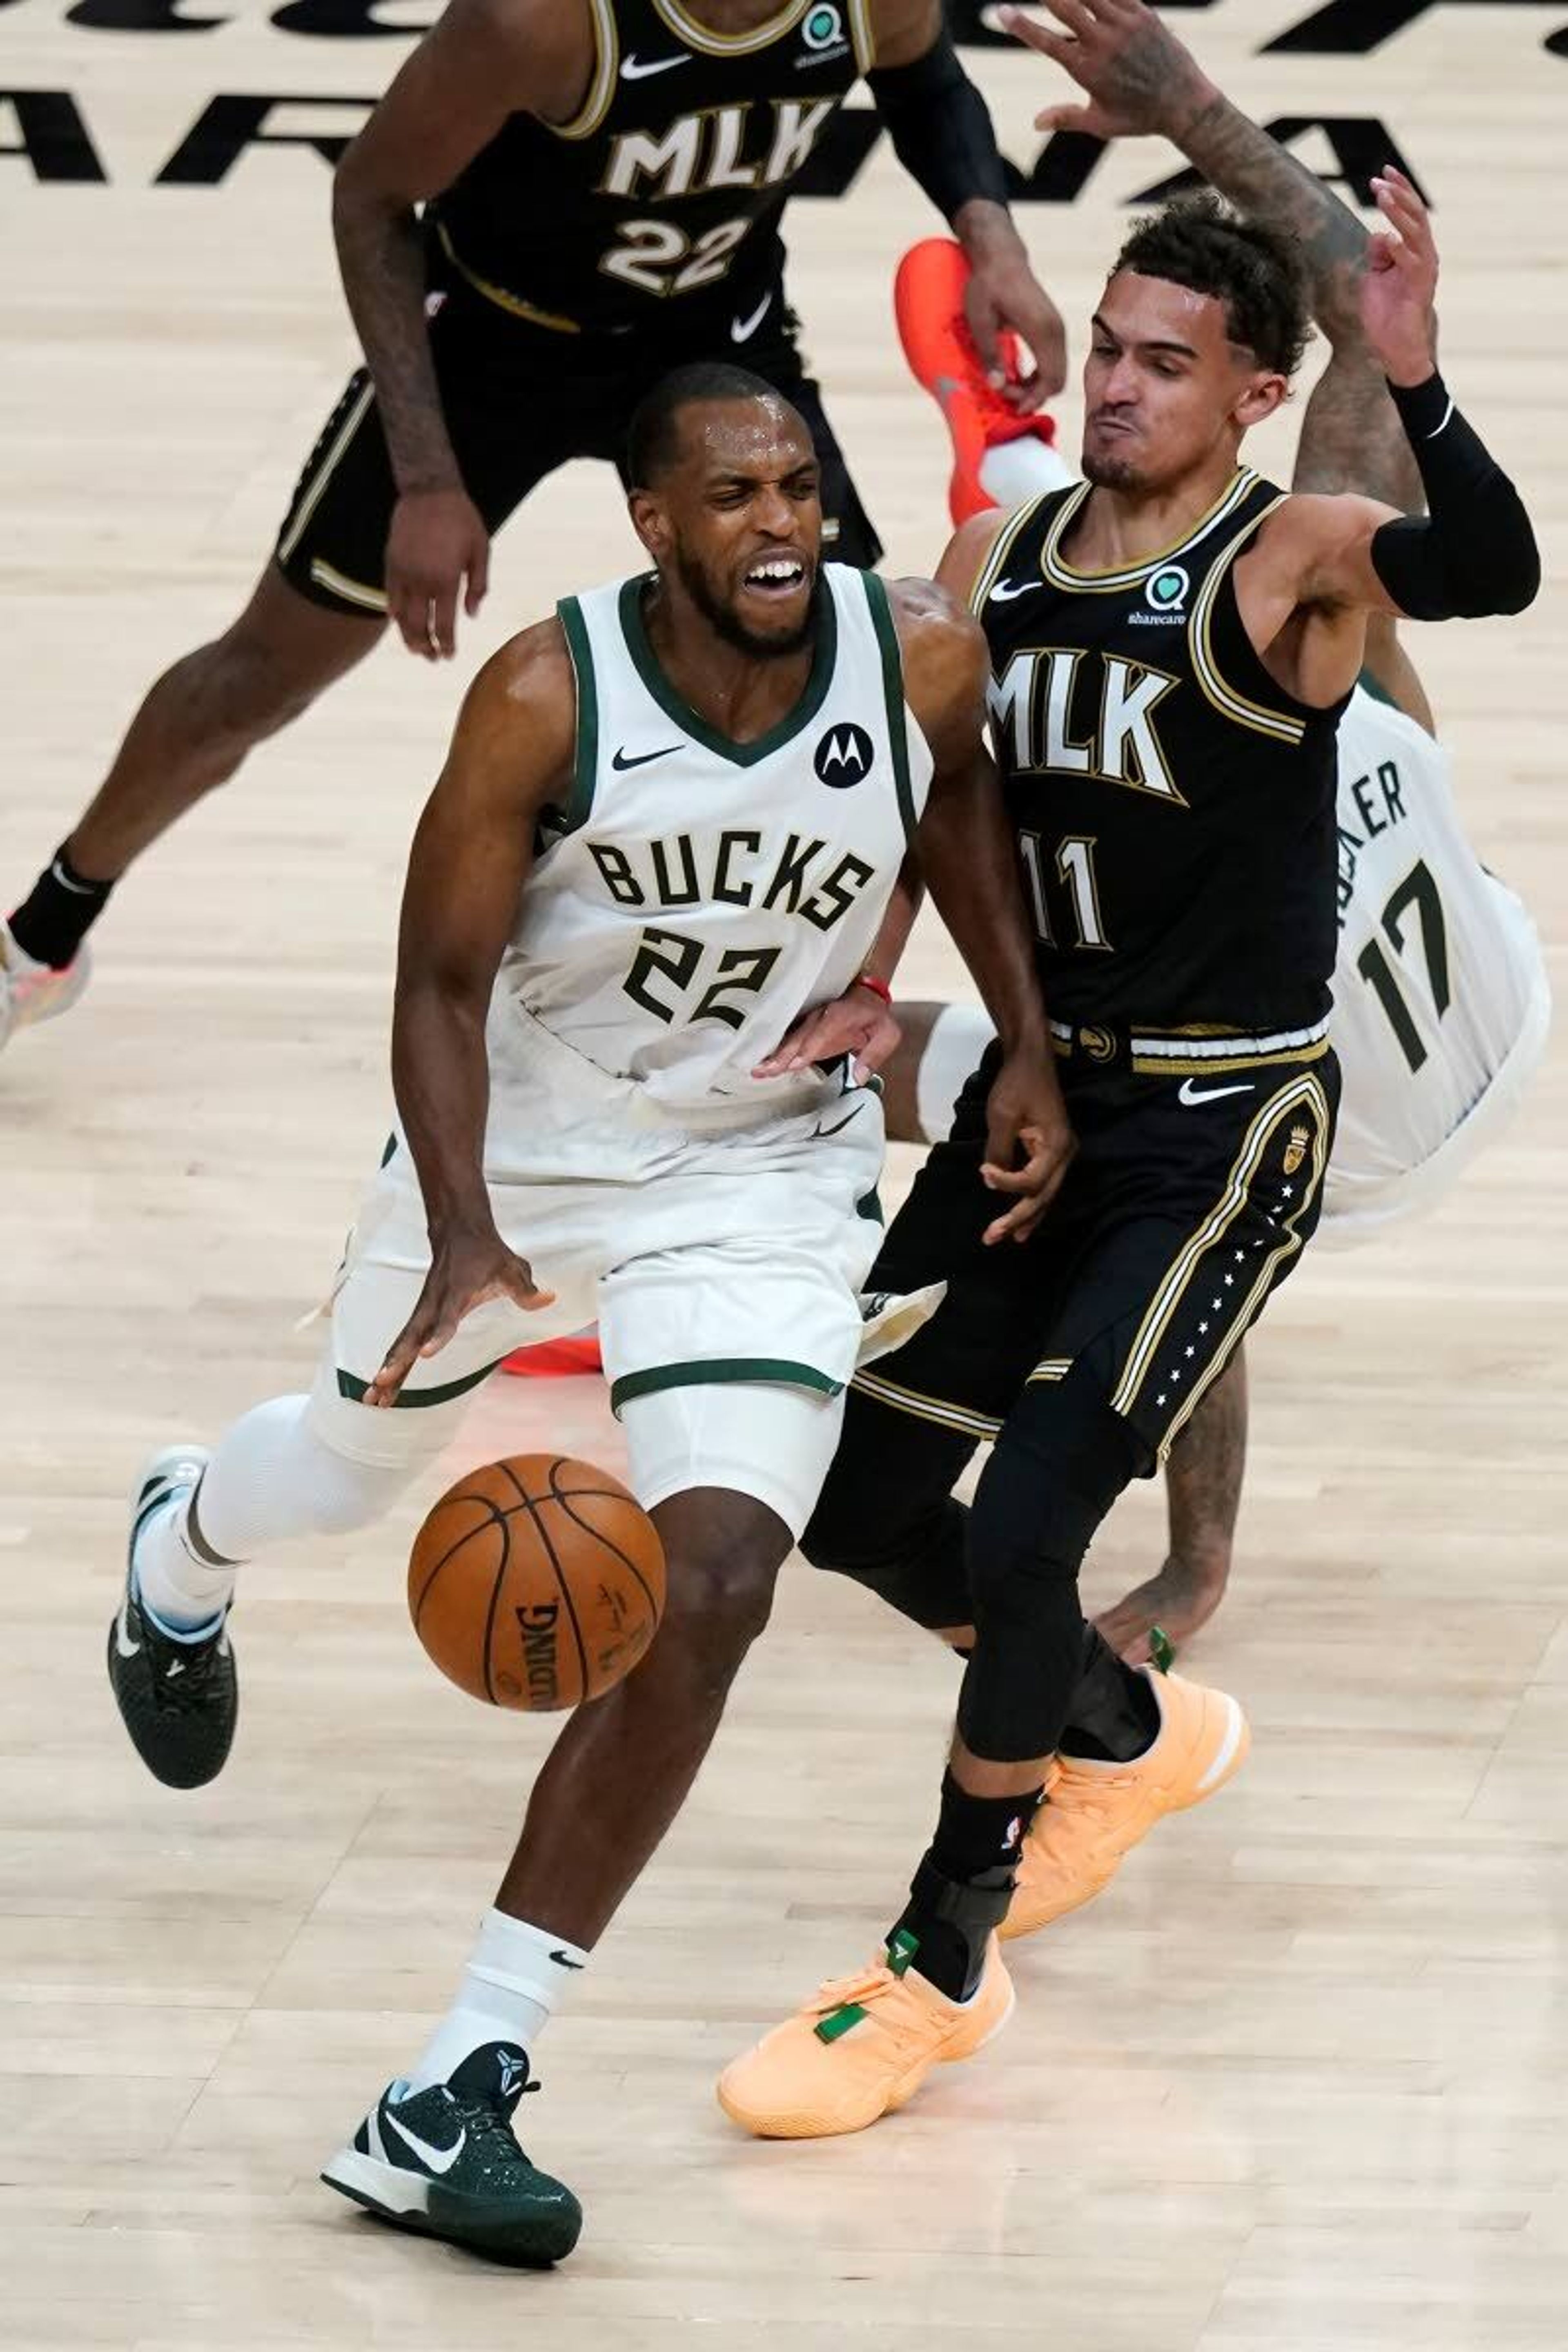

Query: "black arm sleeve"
left=865, top=26, right=1009, bottom=225
left=1370, top=372, right=1540, bottom=620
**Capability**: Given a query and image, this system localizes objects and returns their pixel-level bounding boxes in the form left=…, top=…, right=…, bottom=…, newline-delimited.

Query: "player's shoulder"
left=431, top=0, right=593, bottom=97
left=460, top=614, right=578, bottom=764
left=1253, top=488, right=1398, bottom=560
left=882, top=574, right=989, bottom=701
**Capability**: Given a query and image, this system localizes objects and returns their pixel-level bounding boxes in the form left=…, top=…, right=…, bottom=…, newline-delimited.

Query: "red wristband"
left=853, top=971, right=893, bottom=1006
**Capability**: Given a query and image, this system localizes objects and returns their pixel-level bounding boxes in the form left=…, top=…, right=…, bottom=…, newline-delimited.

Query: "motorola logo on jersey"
left=814, top=723, right=874, bottom=787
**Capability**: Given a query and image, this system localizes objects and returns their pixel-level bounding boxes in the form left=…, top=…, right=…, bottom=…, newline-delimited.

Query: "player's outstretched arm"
left=894, top=579, right=1075, bottom=1242
left=1260, top=172, right=1538, bottom=631
left=866, top=0, right=1067, bottom=404
left=332, top=0, right=591, bottom=659
left=368, top=622, right=575, bottom=1404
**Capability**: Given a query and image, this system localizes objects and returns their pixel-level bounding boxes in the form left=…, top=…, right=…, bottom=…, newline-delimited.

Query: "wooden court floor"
left=2, top=4, right=1565, bottom=2345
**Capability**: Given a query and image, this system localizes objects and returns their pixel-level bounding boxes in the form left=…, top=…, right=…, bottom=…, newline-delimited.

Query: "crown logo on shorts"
left=1283, top=1123, right=1311, bottom=1178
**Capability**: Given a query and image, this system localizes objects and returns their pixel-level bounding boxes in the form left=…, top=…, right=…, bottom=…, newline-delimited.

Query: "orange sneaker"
left=894, top=236, right=1065, bottom=525
left=717, top=1929, right=1014, bottom=2140
left=1000, top=1670, right=1250, bottom=1941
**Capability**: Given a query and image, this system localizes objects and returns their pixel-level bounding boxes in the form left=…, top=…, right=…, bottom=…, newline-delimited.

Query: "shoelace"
left=452, top=2080, right=541, bottom=2165
left=155, top=1631, right=228, bottom=1715
left=809, top=1960, right=900, bottom=2018
left=945, top=309, right=1026, bottom=429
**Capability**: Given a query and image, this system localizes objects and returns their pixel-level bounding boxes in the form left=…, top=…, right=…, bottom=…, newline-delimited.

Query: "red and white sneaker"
left=0, top=919, right=90, bottom=1053
left=894, top=237, right=1072, bottom=526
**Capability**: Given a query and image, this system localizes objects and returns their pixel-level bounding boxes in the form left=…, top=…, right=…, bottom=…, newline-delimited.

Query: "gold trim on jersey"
left=276, top=378, right=376, bottom=566
left=1157, top=1082, right=1330, bottom=1458
left=846, top=0, right=875, bottom=71
left=1040, top=467, right=1258, bottom=595
left=433, top=221, right=583, bottom=331
left=1108, top=1071, right=1330, bottom=1424
left=554, top=0, right=620, bottom=140
left=849, top=1367, right=1002, bottom=1441
left=308, top=558, right=387, bottom=612
left=1189, top=494, right=1308, bottom=744
left=966, top=496, right=1045, bottom=613
left=654, top=0, right=813, bottom=55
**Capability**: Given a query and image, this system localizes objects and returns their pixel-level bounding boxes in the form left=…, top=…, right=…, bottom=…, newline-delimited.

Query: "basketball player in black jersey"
left=0, top=0, right=1066, bottom=1046
left=718, top=0, right=1539, bottom=2140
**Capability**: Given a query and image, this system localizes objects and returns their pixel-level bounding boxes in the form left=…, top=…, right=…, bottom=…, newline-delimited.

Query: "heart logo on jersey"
left=1145, top=565, right=1189, bottom=614
left=802, top=4, right=846, bottom=52
left=814, top=722, right=874, bottom=786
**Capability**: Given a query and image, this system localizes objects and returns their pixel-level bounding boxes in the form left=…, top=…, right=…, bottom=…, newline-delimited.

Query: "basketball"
left=407, top=1454, right=666, bottom=1711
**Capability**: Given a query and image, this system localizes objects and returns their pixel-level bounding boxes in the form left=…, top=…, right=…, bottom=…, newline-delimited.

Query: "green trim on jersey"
left=862, top=572, right=918, bottom=843
left=610, top=1356, right=843, bottom=1415
left=557, top=595, right=599, bottom=833
left=1356, top=665, right=1399, bottom=710
left=617, top=574, right=838, bottom=769
left=336, top=1359, right=504, bottom=1410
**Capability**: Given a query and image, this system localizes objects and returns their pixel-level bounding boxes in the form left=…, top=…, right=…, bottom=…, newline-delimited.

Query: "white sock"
left=408, top=1910, right=590, bottom=2091
left=133, top=1393, right=417, bottom=1630
left=916, top=1002, right=997, bottom=1145
left=978, top=433, right=1078, bottom=510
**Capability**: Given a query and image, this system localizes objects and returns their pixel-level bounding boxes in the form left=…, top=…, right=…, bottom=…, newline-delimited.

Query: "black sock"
left=889, top=1773, right=1044, bottom=2000
left=1058, top=1624, right=1162, bottom=1763
left=9, top=842, right=114, bottom=969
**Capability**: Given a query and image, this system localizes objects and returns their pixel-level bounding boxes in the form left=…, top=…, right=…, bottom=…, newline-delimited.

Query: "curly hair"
left=1113, top=191, right=1313, bottom=377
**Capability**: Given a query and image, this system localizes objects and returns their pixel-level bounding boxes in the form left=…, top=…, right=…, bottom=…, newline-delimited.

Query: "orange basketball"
left=407, top=1454, right=666, bottom=1711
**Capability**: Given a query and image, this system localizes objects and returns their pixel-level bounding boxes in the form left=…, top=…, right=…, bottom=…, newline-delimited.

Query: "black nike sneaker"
left=106, top=1444, right=236, bottom=1790
left=321, top=2042, right=582, bottom=2266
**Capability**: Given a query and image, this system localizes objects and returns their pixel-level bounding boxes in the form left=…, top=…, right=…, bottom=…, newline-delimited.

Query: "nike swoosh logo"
left=612, top=744, right=682, bottom=772
left=622, top=52, right=688, bottom=79
left=115, top=1601, right=141, bottom=1659
left=811, top=1105, right=864, bottom=1140
left=549, top=1949, right=586, bottom=1970
left=989, top=580, right=1034, bottom=603
left=1176, top=1078, right=1256, bottom=1106
left=384, top=2109, right=466, bottom=2175
left=731, top=292, right=773, bottom=343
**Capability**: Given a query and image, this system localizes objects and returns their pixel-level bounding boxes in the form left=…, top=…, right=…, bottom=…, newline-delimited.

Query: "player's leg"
left=1095, top=1347, right=1248, bottom=1666
left=2, top=288, right=568, bottom=1038
left=108, top=1129, right=595, bottom=1788
left=323, top=1354, right=847, bottom=2257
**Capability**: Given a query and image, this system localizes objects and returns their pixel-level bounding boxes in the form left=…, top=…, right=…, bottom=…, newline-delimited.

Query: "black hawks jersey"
left=428, top=0, right=871, bottom=339
left=972, top=470, right=1346, bottom=1040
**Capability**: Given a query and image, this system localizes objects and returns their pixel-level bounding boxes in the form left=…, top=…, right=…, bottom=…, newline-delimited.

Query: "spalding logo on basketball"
left=814, top=721, right=874, bottom=786
left=408, top=1454, right=666, bottom=1711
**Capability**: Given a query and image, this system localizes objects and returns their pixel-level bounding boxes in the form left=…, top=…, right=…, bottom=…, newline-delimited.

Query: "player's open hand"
left=366, top=1224, right=555, bottom=1407
left=979, top=1048, right=1076, bottom=1244
left=1002, top=0, right=1212, bottom=145
left=386, top=486, right=491, bottom=660
left=752, top=982, right=901, bottom=1084
left=1361, top=167, right=1439, bottom=388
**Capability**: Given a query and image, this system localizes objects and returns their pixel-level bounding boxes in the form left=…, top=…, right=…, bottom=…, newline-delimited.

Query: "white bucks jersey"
left=501, top=565, right=933, bottom=1111
left=1328, top=683, right=1549, bottom=1205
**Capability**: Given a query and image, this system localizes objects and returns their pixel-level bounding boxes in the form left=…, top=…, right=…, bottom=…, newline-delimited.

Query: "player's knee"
left=665, top=1539, right=780, bottom=1690
left=967, top=1376, right=1147, bottom=1636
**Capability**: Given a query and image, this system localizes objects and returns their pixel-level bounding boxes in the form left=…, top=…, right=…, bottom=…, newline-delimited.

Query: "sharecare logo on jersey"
left=814, top=722, right=874, bottom=786
left=802, top=4, right=846, bottom=53
left=1135, top=565, right=1189, bottom=621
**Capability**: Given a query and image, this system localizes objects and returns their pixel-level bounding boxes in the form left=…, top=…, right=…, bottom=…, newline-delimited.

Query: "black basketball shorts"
left=853, top=1038, right=1341, bottom=1470
left=273, top=271, right=882, bottom=616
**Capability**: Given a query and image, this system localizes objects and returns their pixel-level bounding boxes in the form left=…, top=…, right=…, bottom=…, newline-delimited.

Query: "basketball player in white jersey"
left=876, top=0, right=1550, bottom=1662
left=101, top=363, right=1068, bottom=2261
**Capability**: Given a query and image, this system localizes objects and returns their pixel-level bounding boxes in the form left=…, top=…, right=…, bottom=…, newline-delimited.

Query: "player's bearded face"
left=1082, top=274, right=1262, bottom=493
left=666, top=410, right=824, bottom=658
